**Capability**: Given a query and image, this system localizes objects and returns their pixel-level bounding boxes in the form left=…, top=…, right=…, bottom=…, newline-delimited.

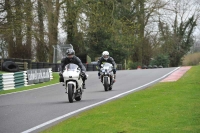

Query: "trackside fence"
left=0, top=58, right=123, bottom=72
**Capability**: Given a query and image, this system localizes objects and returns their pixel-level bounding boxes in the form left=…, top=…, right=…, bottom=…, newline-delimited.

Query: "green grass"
left=0, top=71, right=8, bottom=74
left=41, top=66, right=200, bottom=133
left=0, top=72, right=59, bottom=95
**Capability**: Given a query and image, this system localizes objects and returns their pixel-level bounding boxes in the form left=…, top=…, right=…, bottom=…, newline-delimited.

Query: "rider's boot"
left=82, top=83, right=86, bottom=89
left=98, top=72, right=100, bottom=79
left=113, top=74, right=116, bottom=83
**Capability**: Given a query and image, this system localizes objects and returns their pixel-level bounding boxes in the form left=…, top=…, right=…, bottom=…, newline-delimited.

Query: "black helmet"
left=66, top=49, right=75, bottom=58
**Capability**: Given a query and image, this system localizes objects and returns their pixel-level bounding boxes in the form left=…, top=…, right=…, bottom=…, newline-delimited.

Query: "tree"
left=158, top=0, right=199, bottom=66
left=3, top=0, right=15, bottom=58
left=43, top=0, right=62, bottom=62
left=133, top=0, right=168, bottom=65
left=83, top=0, right=139, bottom=64
left=35, top=0, right=47, bottom=62
left=24, top=0, right=33, bottom=59
left=1, top=0, right=33, bottom=59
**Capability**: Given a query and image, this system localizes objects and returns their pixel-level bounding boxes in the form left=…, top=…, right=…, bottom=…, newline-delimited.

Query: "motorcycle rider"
left=97, top=51, right=117, bottom=82
left=59, top=49, right=87, bottom=89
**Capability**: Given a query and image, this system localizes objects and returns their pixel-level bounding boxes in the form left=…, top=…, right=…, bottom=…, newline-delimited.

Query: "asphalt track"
left=0, top=67, right=184, bottom=133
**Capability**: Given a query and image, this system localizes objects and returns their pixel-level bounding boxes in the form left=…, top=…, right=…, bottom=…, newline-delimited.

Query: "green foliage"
left=85, top=0, right=139, bottom=64
left=150, top=54, right=169, bottom=67
left=1, top=0, right=198, bottom=66
left=127, top=61, right=141, bottom=69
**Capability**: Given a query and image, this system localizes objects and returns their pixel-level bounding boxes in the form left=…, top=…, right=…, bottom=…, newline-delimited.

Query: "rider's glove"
left=59, top=71, right=63, bottom=76
left=97, top=66, right=100, bottom=71
left=81, top=71, right=86, bottom=77
left=81, top=71, right=87, bottom=80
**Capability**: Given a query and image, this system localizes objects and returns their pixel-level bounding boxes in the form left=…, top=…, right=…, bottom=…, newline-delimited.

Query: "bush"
left=150, top=54, right=169, bottom=68
left=128, top=61, right=141, bottom=69
left=182, top=52, right=200, bottom=66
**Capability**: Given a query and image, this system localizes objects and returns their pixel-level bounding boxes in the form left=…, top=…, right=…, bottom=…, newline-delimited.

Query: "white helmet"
left=102, top=51, right=109, bottom=60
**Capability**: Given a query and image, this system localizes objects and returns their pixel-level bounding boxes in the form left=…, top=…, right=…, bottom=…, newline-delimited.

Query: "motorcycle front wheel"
left=68, top=84, right=74, bottom=103
left=103, top=77, right=109, bottom=91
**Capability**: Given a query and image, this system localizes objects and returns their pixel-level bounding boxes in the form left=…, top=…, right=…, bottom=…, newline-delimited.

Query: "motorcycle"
left=62, top=63, right=85, bottom=103
left=100, top=63, right=115, bottom=91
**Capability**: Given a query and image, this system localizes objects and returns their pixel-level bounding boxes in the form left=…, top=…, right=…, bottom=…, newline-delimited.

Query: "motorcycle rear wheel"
left=68, top=84, right=74, bottom=103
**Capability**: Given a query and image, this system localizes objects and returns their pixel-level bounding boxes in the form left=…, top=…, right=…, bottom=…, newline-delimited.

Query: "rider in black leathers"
left=97, top=51, right=117, bottom=82
left=59, top=49, right=87, bottom=89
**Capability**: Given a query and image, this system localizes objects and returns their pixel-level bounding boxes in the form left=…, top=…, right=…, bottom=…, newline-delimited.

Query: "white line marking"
left=22, top=67, right=180, bottom=133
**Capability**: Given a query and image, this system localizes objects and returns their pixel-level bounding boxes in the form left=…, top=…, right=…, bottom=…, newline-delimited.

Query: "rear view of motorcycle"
left=62, top=63, right=85, bottom=103
left=100, top=63, right=115, bottom=91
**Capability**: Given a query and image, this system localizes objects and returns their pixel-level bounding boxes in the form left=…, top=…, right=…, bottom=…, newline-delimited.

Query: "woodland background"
left=0, top=0, right=200, bottom=69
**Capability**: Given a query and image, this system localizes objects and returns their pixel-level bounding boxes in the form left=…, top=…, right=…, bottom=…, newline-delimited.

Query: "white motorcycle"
left=62, top=63, right=85, bottom=103
left=100, top=63, right=115, bottom=91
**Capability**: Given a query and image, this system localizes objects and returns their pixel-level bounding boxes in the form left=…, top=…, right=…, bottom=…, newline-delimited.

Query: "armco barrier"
left=0, top=68, right=53, bottom=90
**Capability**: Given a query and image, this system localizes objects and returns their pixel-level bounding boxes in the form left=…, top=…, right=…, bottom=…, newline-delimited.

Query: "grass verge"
left=41, top=66, right=200, bottom=133
left=0, top=72, right=59, bottom=95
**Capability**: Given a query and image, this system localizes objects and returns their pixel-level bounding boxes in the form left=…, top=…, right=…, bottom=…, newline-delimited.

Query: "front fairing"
left=100, top=63, right=113, bottom=76
left=63, top=64, right=81, bottom=79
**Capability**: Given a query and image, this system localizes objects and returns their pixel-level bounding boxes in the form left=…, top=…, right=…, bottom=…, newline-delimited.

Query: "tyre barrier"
left=2, top=61, right=19, bottom=72
left=0, top=71, right=27, bottom=90
left=0, top=68, right=53, bottom=90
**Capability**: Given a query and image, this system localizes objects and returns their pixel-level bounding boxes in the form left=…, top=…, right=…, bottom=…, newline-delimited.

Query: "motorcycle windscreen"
left=103, top=63, right=113, bottom=67
left=102, top=63, right=113, bottom=70
left=65, top=63, right=79, bottom=71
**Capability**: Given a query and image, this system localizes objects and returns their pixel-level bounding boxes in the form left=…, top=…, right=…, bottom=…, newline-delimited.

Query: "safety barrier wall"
left=0, top=68, right=53, bottom=90
left=0, top=71, right=27, bottom=90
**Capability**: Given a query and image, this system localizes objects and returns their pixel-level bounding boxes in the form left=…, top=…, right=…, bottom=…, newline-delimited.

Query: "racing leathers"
left=97, top=56, right=117, bottom=80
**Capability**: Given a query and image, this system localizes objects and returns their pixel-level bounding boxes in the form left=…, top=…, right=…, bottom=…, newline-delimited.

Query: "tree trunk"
left=5, top=0, right=15, bottom=58
left=36, top=0, right=47, bottom=62
left=25, top=0, right=33, bottom=59
left=45, top=0, right=60, bottom=63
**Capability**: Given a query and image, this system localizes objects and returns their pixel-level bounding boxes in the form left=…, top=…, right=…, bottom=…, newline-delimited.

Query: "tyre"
left=68, top=84, right=74, bottom=103
left=104, top=77, right=109, bottom=91
left=2, top=61, right=19, bottom=72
